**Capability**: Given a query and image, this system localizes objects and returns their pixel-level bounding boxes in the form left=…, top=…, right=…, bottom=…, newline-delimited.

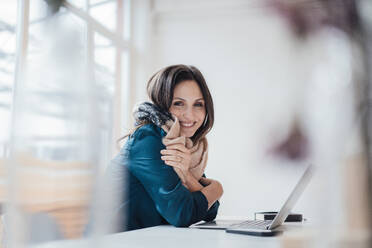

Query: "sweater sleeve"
left=203, top=201, right=220, bottom=222
left=126, top=126, right=209, bottom=227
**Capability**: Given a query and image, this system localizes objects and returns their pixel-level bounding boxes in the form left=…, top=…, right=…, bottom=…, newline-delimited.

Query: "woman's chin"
left=180, top=130, right=196, bottom=138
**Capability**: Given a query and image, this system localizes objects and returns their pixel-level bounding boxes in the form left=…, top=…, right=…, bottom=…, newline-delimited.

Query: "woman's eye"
left=194, top=102, right=204, bottom=107
left=173, top=101, right=183, bottom=106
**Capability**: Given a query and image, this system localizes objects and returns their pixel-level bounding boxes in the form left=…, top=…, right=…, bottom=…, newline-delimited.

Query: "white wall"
left=131, top=0, right=363, bottom=225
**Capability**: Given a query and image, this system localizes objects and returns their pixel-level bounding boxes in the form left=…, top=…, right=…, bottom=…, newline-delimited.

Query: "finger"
left=166, top=144, right=189, bottom=154
left=166, top=144, right=189, bottom=153
left=160, top=149, right=183, bottom=157
left=164, top=160, right=188, bottom=172
left=161, top=155, right=181, bottom=162
left=163, top=160, right=182, bottom=169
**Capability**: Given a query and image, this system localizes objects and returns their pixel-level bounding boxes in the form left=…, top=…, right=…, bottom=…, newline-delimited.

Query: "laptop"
left=190, top=164, right=315, bottom=236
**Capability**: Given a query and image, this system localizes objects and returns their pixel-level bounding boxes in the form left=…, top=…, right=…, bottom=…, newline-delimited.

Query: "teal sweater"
left=106, top=123, right=219, bottom=232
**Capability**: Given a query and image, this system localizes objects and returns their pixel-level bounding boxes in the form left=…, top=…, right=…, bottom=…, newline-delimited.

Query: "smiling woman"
left=101, top=65, right=223, bottom=233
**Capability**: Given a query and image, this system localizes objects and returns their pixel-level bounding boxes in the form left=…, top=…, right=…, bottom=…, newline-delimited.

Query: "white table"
left=35, top=222, right=307, bottom=248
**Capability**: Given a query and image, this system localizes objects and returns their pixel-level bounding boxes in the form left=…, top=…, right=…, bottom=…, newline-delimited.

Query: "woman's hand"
left=160, top=143, right=192, bottom=174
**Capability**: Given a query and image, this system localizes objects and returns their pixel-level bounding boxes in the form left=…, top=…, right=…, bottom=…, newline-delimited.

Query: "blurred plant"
left=267, top=0, right=370, bottom=163
left=267, top=0, right=360, bottom=38
left=270, top=118, right=309, bottom=161
left=44, top=0, right=63, bottom=15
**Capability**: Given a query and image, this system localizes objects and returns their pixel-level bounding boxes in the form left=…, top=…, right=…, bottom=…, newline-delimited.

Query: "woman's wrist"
left=183, top=171, right=203, bottom=192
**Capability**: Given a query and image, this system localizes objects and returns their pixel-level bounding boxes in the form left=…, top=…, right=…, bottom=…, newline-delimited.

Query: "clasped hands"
left=161, top=143, right=192, bottom=175
left=160, top=144, right=211, bottom=190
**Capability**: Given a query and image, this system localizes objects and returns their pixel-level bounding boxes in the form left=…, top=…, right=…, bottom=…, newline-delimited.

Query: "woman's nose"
left=182, top=107, right=194, bottom=119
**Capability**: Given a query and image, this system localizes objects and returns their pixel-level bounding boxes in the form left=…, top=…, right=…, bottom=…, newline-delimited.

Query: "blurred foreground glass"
left=0, top=1, right=17, bottom=243
left=266, top=0, right=372, bottom=247
left=0, top=1, right=121, bottom=247
left=0, top=1, right=17, bottom=157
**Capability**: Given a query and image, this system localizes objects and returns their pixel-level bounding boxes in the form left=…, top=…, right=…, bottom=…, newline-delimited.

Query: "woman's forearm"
left=183, top=172, right=223, bottom=209
left=201, top=180, right=223, bottom=209
left=184, top=172, right=203, bottom=192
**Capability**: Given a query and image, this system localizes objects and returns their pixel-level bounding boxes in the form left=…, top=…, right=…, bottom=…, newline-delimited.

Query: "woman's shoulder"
left=131, top=123, right=165, bottom=140
left=123, top=124, right=165, bottom=151
left=122, top=123, right=166, bottom=158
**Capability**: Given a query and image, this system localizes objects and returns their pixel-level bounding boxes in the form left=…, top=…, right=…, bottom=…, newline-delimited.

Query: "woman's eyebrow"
left=173, top=97, right=204, bottom=101
left=173, top=97, right=185, bottom=101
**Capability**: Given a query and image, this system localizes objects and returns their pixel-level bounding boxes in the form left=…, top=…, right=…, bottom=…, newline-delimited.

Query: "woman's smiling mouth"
left=180, top=121, right=196, bottom=128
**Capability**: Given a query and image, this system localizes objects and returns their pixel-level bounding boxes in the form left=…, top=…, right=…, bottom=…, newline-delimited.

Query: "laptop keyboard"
left=231, top=220, right=272, bottom=230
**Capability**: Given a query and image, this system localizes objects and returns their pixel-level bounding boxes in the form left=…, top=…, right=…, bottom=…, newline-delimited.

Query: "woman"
left=106, top=64, right=223, bottom=232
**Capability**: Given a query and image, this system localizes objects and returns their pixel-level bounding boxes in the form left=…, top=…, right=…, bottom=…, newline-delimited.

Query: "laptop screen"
left=268, top=164, right=315, bottom=230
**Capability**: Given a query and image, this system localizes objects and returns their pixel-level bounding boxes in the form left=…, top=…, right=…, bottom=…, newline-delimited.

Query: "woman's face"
left=169, top=80, right=206, bottom=138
